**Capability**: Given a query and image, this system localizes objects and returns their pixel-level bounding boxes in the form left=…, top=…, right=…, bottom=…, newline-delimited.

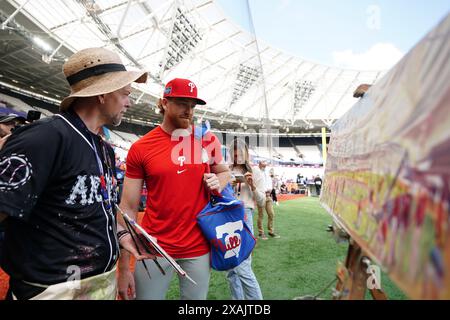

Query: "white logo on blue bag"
left=215, top=221, right=243, bottom=259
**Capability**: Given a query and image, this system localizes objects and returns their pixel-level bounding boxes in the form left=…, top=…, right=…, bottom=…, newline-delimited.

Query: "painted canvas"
left=321, top=14, right=450, bottom=299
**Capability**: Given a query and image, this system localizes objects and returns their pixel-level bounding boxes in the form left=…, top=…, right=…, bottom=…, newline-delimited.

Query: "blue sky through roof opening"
left=217, top=0, right=450, bottom=70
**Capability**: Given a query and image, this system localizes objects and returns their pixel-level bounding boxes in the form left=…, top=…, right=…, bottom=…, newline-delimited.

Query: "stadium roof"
left=0, top=0, right=385, bottom=133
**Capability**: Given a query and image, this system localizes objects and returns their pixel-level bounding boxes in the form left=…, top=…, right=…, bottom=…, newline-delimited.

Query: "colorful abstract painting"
left=321, top=14, right=450, bottom=299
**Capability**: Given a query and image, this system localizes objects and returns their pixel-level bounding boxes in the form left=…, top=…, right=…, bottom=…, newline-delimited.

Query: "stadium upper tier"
left=0, top=0, right=385, bottom=133
left=1, top=87, right=325, bottom=165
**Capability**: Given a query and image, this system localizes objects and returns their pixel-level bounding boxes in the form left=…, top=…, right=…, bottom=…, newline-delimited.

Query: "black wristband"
left=117, top=230, right=130, bottom=241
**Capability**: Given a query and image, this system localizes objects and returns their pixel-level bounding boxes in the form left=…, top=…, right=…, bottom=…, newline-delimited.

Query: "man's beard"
left=174, top=117, right=191, bottom=129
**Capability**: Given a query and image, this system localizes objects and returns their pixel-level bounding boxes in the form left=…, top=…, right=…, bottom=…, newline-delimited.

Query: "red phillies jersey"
left=125, top=126, right=223, bottom=258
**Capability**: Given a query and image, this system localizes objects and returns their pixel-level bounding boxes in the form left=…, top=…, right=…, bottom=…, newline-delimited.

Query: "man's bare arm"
left=0, top=212, right=7, bottom=223
left=117, top=177, right=144, bottom=231
left=210, top=163, right=231, bottom=192
left=117, top=176, right=145, bottom=270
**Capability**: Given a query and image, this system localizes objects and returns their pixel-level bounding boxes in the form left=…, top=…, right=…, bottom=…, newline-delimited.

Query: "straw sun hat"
left=60, top=47, right=148, bottom=110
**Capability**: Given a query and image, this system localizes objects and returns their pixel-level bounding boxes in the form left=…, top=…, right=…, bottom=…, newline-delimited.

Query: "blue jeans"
left=226, top=208, right=263, bottom=300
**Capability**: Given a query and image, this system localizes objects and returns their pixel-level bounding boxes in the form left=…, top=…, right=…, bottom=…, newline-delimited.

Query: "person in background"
left=0, top=113, right=26, bottom=267
left=296, top=173, right=302, bottom=190
left=227, top=138, right=264, bottom=300
left=0, top=113, right=25, bottom=150
left=270, top=173, right=280, bottom=206
left=115, top=154, right=126, bottom=203
left=254, top=160, right=281, bottom=240
left=280, top=182, right=288, bottom=194
left=314, top=175, right=323, bottom=196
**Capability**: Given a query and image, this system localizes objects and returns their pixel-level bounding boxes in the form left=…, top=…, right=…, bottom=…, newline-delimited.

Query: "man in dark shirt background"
left=0, top=113, right=25, bottom=145
left=314, top=175, right=323, bottom=196
left=0, top=113, right=26, bottom=266
left=0, top=47, right=149, bottom=299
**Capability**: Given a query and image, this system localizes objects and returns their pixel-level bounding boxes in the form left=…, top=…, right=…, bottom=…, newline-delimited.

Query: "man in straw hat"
left=0, top=47, right=152, bottom=300
left=117, top=78, right=231, bottom=300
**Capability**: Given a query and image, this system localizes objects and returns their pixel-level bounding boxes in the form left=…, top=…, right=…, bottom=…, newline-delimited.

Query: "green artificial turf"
left=165, top=197, right=408, bottom=300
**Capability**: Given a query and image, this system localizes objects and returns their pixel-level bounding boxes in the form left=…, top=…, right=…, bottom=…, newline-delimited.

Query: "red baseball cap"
left=163, top=78, right=206, bottom=105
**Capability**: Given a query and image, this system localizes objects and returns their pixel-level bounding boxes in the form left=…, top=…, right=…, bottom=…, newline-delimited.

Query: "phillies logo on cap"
left=163, top=78, right=206, bottom=105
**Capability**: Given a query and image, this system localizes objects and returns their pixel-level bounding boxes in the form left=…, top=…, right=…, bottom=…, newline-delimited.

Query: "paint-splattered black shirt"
left=0, top=111, right=119, bottom=299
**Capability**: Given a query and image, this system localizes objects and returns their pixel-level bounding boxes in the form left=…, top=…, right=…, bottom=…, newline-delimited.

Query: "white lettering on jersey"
left=66, top=175, right=89, bottom=205
left=65, top=175, right=117, bottom=206
left=88, top=176, right=102, bottom=204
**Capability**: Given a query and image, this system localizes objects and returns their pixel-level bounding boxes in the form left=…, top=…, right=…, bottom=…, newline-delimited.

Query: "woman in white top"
left=226, top=138, right=264, bottom=300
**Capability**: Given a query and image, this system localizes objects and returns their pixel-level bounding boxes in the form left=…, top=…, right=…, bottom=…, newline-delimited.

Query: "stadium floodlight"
left=161, top=8, right=202, bottom=72
left=33, top=36, right=52, bottom=52
left=294, top=80, right=316, bottom=116
left=230, top=64, right=261, bottom=106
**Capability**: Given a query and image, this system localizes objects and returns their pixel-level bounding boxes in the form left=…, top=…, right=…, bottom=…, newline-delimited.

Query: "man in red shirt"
left=117, top=78, right=230, bottom=300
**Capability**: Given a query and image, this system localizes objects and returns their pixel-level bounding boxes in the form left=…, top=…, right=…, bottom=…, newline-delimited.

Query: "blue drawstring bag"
left=195, top=123, right=256, bottom=271
left=197, top=184, right=256, bottom=271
